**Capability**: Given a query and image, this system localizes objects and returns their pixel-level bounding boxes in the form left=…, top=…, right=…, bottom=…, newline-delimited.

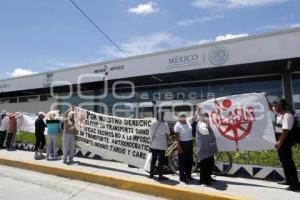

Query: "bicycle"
left=166, top=139, right=233, bottom=176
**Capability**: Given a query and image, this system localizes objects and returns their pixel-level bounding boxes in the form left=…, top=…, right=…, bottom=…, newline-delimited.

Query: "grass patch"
left=16, top=132, right=300, bottom=168
left=230, top=145, right=300, bottom=168
left=16, top=131, right=63, bottom=148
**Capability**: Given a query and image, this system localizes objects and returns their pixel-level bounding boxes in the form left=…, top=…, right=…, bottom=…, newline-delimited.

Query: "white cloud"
left=192, top=0, right=287, bottom=9
left=128, top=2, right=159, bottom=15
left=177, top=15, right=222, bottom=26
left=192, top=33, right=249, bottom=45
left=197, top=39, right=213, bottom=44
left=257, top=22, right=300, bottom=31
left=101, top=33, right=185, bottom=58
left=7, top=68, right=37, bottom=77
left=290, top=23, right=300, bottom=28
left=100, top=32, right=249, bottom=59
left=256, top=24, right=284, bottom=31
left=215, top=33, right=249, bottom=41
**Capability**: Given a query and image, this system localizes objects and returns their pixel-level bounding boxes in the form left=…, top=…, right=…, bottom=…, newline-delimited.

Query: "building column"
left=282, top=60, right=294, bottom=109
left=93, top=90, right=99, bottom=112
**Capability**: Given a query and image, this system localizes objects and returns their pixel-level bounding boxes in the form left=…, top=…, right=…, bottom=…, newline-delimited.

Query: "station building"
left=1, top=27, right=300, bottom=122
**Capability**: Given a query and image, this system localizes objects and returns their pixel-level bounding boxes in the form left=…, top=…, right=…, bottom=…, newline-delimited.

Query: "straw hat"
left=67, top=111, right=75, bottom=125
left=46, top=110, right=59, bottom=120
left=7, top=112, right=17, bottom=118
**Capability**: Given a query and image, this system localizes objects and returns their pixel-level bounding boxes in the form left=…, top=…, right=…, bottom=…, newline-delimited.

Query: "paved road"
left=1, top=150, right=300, bottom=200
left=0, top=165, right=164, bottom=200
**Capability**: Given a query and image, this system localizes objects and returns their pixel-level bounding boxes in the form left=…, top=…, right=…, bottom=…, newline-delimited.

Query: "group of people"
left=34, top=107, right=77, bottom=163
left=149, top=110, right=217, bottom=185
left=149, top=98, right=300, bottom=191
left=0, top=97, right=299, bottom=191
left=0, top=107, right=77, bottom=164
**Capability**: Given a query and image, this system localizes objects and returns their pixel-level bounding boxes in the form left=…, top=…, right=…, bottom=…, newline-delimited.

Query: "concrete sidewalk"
left=0, top=150, right=299, bottom=200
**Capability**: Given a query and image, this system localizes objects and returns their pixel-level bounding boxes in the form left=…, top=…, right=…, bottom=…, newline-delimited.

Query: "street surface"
left=1, top=150, right=300, bottom=200
left=0, top=165, right=164, bottom=200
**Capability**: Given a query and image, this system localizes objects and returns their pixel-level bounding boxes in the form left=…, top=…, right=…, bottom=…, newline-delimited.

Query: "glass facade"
left=58, top=75, right=283, bottom=121
left=292, top=73, right=300, bottom=116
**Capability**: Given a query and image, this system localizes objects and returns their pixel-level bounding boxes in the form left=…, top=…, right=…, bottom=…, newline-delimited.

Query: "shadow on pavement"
left=153, top=178, right=180, bottom=186
left=77, top=161, right=150, bottom=178
left=75, top=161, right=180, bottom=186
left=209, top=179, right=285, bottom=191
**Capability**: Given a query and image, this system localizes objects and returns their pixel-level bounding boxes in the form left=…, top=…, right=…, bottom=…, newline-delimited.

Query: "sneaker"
left=199, top=180, right=212, bottom=186
left=52, top=156, right=61, bottom=160
left=287, top=185, right=300, bottom=191
left=209, top=178, right=217, bottom=182
left=63, top=160, right=67, bottom=164
left=34, top=154, right=40, bottom=160
left=158, top=176, right=169, bottom=181
left=179, top=178, right=188, bottom=183
left=39, top=153, right=45, bottom=158
left=187, top=177, right=197, bottom=182
left=278, top=180, right=289, bottom=185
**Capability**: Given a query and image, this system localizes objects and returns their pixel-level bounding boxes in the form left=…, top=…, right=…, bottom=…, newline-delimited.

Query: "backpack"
left=192, top=120, right=197, bottom=138
left=290, top=116, right=300, bottom=144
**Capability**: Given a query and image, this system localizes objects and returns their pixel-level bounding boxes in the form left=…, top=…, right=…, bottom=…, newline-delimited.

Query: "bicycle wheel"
left=168, top=149, right=198, bottom=174
left=168, top=149, right=179, bottom=174
left=213, top=152, right=233, bottom=175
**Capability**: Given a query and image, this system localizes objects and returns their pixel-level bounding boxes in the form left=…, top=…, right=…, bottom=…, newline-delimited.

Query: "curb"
left=0, top=156, right=252, bottom=200
left=15, top=143, right=300, bottom=182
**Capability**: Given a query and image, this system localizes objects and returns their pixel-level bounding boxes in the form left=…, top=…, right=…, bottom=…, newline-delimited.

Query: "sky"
left=0, top=0, right=300, bottom=79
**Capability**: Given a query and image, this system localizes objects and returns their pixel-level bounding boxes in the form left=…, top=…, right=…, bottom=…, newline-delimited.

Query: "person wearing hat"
left=6, top=112, right=17, bottom=150
left=46, top=110, right=61, bottom=160
left=174, top=112, right=195, bottom=182
left=63, top=106, right=76, bottom=164
left=34, top=112, right=47, bottom=159
left=0, top=110, right=9, bottom=148
left=271, top=98, right=300, bottom=191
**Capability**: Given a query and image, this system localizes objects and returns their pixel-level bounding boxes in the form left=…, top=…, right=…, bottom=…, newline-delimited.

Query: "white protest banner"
left=201, top=93, right=276, bottom=152
left=74, top=107, right=154, bottom=168
left=17, top=112, right=37, bottom=133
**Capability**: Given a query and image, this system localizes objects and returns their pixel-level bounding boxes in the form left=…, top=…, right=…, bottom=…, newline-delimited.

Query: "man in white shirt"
left=0, top=111, right=9, bottom=148
left=273, top=99, right=300, bottom=191
left=149, top=111, right=170, bottom=181
left=174, top=112, right=194, bottom=182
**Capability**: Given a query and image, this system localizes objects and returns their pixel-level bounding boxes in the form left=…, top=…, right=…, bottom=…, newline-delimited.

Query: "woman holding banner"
left=149, top=111, right=170, bottom=181
left=63, top=107, right=76, bottom=164
left=272, top=99, right=300, bottom=191
left=46, top=111, right=61, bottom=160
left=196, top=112, right=218, bottom=185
